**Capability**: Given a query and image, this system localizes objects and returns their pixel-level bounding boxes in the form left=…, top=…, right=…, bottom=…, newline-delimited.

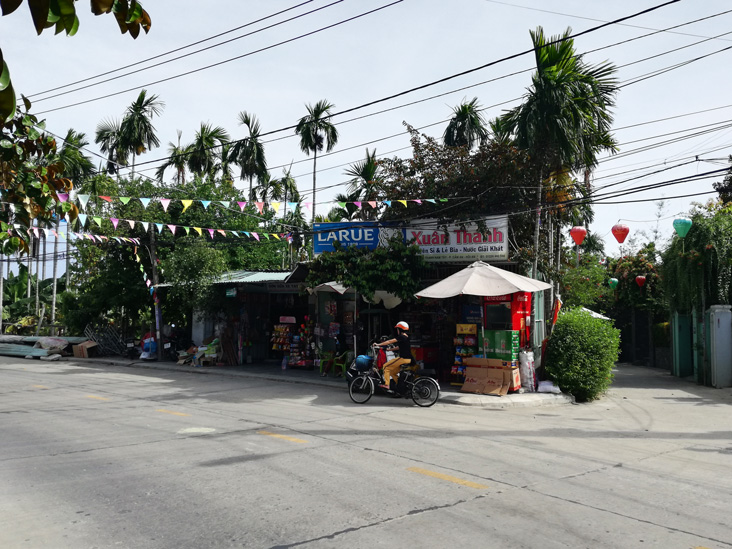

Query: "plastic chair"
left=331, top=350, right=354, bottom=377
left=318, top=351, right=335, bottom=376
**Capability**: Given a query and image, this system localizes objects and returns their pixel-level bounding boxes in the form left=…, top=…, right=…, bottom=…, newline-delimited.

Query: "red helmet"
left=395, top=321, right=409, bottom=331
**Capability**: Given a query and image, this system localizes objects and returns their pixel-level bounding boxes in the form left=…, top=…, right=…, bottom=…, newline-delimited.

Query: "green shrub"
left=545, top=308, right=620, bottom=402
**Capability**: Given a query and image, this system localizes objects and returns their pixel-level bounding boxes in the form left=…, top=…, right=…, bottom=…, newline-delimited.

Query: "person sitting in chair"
left=374, top=321, right=413, bottom=391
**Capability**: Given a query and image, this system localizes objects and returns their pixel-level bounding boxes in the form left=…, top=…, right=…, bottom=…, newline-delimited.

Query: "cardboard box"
left=462, top=358, right=521, bottom=392
left=72, top=341, right=98, bottom=358
left=460, top=366, right=510, bottom=396
left=456, top=324, right=478, bottom=335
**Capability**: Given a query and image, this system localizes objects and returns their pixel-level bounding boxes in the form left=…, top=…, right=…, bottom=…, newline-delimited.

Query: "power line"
left=25, top=0, right=317, bottom=100
left=33, top=0, right=405, bottom=115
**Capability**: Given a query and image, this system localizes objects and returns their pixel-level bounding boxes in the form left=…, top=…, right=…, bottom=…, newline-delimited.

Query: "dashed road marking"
left=257, top=430, right=308, bottom=444
left=407, top=467, right=490, bottom=489
left=85, top=395, right=110, bottom=401
left=32, top=385, right=49, bottom=389
left=156, top=409, right=190, bottom=417
left=178, top=427, right=216, bottom=434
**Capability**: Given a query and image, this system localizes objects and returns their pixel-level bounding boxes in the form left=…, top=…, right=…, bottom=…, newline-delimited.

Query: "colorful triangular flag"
left=167, top=224, right=177, bottom=235
left=77, top=194, right=90, bottom=210
left=139, top=198, right=151, bottom=209
left=208, top=229, right=215, bottom=239
left=194, top=227, right=202, bottom=236
left=93, top=216, right=103, bottom=227
left=181, top=199, right=193, bottom=212
left=99, top=196, right=112, bottom=203
left=57, top=193, right=69, bottom=202
left=219, top=201, right=230, bottom=209
left=201, top=200, right=211, bottom=209
left=119, top=197, right=131, bottom=205
left=141, top=221, right=149, bottom=232
left=127, top=219, right=135, bottom=229
left=252, top=232, right=260, bottom=241
left=398, top=200, right=407, bottom=207
left=272, top=202, right=281, bottom=214
left=155, top=223, right=163, bottom=233
left=255, top=202, right=264, bottom=214
left=111, top=218, right=119, bottom=229
left=77, top=214, right=87, bottom=227
left=160, top=198, right=171, bottom=212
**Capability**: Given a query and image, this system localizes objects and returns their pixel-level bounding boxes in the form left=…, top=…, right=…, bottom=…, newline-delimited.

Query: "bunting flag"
left=181, top=200, right=193, bottom=212
left=201, top=200, right=211, bottom=209
left=252, top=232, right=260, bottom=241
left=155, top=223, right=163, bottom=233
left=160, top=198, right=171, bottom=212
left=140, top=198, right=151, bottom=209
left=230, top=231, right=239, bottom=238
left=263, top=233, right=270, bottom=240
left=167, top=224, right=177, bottom=235
left=304, top=202, right=312, bottom=211
left=368, top=201, right=377, bottom=209
left=51, top=230, right=59, bottom=238
left=243, top=231, right=250, bottom=238
left=337, top=201, right=346, bottom=209
left=413, top=199, right=422, bottom=205
left=207, top=229, right=215, bottom=239
left=111, top=218, right=119, bottom=229
left=93, top=216, right=103, bottom=227
left=78, top=194, right=90, bottom=210
left=272, top=234, right=281, bottom=240
left=99, top=196, right=112, bottom=203
left=255, top=202, right=264, bottom=214
left=439, top=198, right=448, bottom=202
left=217, top=229, right=226, bottom=237
left=272, top=202, right=281, bottom=214
left=237, top=201, right=247, bottom=211
left=384, top=201, right=392, bottom=207
left=119, top=197, right=131, bottom=205
left=354, top=201, right=362, bottom=209
left=57, top=193, right=69, bottom=202
left=425, top=199, right=436, bottom=204
left=127, top=219, right=135, bottom=229
left=140, top=221, right=149, bottom=232
left=146, top=280, right=151, bottom=288
left=194, top=227, right=202, bottom=236
left=183, top=226, right=190, bottom=235
left=398, top=200, right=407, bottom=207
left=287, top=202, right=298, bottom=210
left=219, top=201, right=230, bottom=209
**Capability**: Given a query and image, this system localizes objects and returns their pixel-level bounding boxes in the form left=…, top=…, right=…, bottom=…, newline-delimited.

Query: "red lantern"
left=612, top=224, right=630, bottom=243
left=569, top=226, right=587, bottom=246
left=636, top=275, right=646, bottom=288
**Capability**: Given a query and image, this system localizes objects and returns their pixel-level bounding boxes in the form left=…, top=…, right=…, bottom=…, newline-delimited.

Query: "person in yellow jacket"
left=374, top=321, right=413, bottom=391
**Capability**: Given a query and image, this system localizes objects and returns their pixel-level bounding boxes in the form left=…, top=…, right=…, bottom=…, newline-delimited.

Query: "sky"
left=3, top=0, right=732, bottom=268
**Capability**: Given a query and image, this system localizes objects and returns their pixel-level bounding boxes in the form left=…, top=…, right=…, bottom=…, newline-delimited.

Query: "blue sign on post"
left=313, top=222, right=403, bottom=255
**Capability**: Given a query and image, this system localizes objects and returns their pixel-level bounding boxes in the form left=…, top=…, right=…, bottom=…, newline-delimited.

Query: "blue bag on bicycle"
left=355, top=355, right=373, bottom=371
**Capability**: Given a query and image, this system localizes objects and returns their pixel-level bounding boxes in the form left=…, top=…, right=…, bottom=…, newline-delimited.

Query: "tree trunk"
left=312, top=148, right=318, bottom=225
left=50, top=218, right=60, bottom=335
left=532, top=171, right=542, bottom=279
left=65, top=222, right=70, bottom=290
left=0, top=254, right=4, bottom=334
left=34, top=233, right=40, bottom=316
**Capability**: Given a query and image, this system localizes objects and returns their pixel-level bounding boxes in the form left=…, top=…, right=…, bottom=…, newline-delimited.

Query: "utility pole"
left=50, top=217, right=60, bottom=335
left=150, top=224, right=163, bottom=360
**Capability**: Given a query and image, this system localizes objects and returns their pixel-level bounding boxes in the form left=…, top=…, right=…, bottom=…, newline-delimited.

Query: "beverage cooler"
left=482, top=292, right=531, bottom=348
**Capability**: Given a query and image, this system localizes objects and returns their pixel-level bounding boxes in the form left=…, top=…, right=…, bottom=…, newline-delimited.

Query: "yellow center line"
left=85, top=395, right=110, bottom=401
left=156, top=409, right=190, bottom=417
left=407, top=467, right=490, bottom=489
left=32, top=385, right=49, bottom=389
left=257, top=430, right=309, bottom=444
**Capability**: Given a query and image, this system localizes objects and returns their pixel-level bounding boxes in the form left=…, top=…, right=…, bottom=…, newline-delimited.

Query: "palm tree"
left=328, top=191, right=361, bottom=222
left=229, top=111, right=267, bottom=201
left=119, top=89, right=165, bottom=179
left=345, top=148, right=382, bottom=220
left=295, top=99, right=339, bottom=224
left=252, top=171, right=280, bottom=210
left=155, top=130, right=189, bottom=185
left=54, top=129, right=95, bottom=329
left=187, top=123, right=230, bottom=179
left=499, top=26, right=618, bottom=279
left=443, top=97, right=488, bottom=148
left=95, top=118, right=126, bottom=175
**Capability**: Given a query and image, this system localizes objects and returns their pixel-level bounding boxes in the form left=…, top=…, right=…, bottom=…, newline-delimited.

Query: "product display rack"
left=451, top=323, right=478, bottom=386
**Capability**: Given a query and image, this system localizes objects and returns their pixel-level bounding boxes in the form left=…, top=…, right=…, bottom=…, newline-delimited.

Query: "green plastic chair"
left=318, top=351, right=335, bottom=376
left=331, top=350, right=354, bottom=377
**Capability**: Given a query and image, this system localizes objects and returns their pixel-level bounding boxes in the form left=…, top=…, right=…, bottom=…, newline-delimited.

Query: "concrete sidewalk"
left=65, top=355, right=574, bottom=409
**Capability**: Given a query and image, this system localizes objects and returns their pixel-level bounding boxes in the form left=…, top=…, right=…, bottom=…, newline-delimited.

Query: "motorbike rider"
left=374, top=321, right=413, bottom=391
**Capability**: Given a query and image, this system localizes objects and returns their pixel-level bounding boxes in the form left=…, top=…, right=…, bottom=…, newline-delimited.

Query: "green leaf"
left=27, top=128, right=40, bottom=140
left=28, top=0, right=51, bottom=34
left=0, top=60, right=10, bottom=90
left=0, top=139, right=12, bottom=148
left=22, top=115, right=33, bottom=126
left=0, top=0, right=23, bottom=16
left=126, top=1, right=142, bottom=23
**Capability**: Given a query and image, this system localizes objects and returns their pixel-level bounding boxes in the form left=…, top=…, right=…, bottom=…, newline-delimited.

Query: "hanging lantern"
left=672, top=218, right=692, bottom=238
left=608, top=278, right=619, bottom=290
left=636, top=275, right=646, bottom=288
left=570, top=226, right=587, bottom=246
left=612, top=224, right=630, bottom=243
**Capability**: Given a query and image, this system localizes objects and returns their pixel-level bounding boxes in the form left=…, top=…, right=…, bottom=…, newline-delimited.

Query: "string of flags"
left=6, top=225, right=141, bottom=245
left=135, top=248, right=159, bottom=302
left=56, top=193, right=450, bottom=214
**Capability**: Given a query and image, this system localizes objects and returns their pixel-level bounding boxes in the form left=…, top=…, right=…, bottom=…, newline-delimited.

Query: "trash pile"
left=0, top=335, right=92, bottom=361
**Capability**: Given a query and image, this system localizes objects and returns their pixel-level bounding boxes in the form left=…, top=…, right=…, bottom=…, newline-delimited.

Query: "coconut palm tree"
left=295, top=99, right=339, bottom=224
left=327, top=192, right=361, bottom=222
left=443, top=97, right=488, bottom=148
left=229, top=111, right=267, bottom=201
left=271, top=165, right=298, bottom=223
left=186, top=123, right=231, bottom=179
left=95, top=118, right=126, bottom=175
left=499, top=26, right=618, bottom=278
left=252, top=171, right=281, bottom=211
left=345, top=148, right=382, bottom=220
left=155, top=130, right=189, bottom=185
left=119, top=89, right=165, bottom=179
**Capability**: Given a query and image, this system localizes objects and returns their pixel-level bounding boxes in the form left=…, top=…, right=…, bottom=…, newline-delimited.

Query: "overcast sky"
left=3, top=0, right=731, bottom=260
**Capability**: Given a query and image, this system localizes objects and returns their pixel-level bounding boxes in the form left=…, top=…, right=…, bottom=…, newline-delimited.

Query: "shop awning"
left=214, top=270, right=291, bottom=284
left=415, top=261, right=551, bottom=298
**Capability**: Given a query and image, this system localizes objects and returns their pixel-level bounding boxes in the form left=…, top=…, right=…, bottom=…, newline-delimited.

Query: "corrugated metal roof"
left=214, top=270, right=291, bottom=284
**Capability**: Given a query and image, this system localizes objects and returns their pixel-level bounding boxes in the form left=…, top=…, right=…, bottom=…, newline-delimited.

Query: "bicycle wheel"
left=411, top=377, right=439, bottom=407
left=349, top=375, right=374, bottom=404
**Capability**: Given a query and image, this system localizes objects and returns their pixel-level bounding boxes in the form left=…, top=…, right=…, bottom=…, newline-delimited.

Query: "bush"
left=545, top=308, right=620, bottom=402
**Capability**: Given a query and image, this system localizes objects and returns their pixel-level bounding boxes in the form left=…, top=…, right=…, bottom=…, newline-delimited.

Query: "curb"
left=63, top=356, right=574, bottom=409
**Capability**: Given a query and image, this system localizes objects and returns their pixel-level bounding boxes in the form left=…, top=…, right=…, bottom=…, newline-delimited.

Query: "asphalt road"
left=1, top=357, right=731, bottom=549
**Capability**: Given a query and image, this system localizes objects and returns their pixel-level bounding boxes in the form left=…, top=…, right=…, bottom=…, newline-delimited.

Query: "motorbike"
left=345, top=340, right=440, bottom=407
